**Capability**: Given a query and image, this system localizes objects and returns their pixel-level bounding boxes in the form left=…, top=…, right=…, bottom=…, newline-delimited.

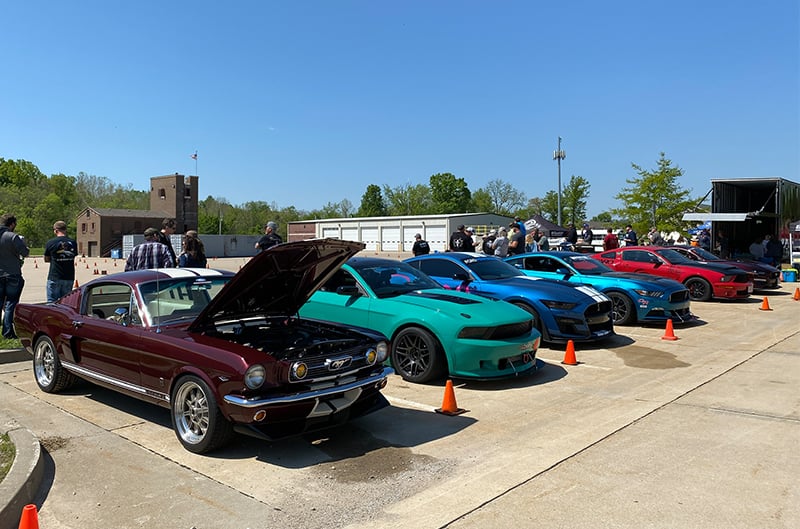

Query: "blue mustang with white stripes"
left=405, top=252, right=615, bottom=344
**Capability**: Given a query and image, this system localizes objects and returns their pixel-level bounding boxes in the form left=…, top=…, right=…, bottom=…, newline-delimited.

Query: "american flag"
left=191, top=152, right=198, bottom=160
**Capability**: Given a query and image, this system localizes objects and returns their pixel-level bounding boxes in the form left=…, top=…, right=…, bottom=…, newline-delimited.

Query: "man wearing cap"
left=482, top=229, right=497, bottom=254
left=255, top=221, right=283, bottom=251
left=581, top=223, right=594, bottom=245
left=125, top=227, right=174, bottom=271
left=412, top=233, right=430, bottom=256
left=44, top=220, right=78, bottom=302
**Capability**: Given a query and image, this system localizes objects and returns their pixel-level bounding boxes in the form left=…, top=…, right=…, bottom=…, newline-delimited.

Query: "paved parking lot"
left=2, top=257, right=798, bottom=528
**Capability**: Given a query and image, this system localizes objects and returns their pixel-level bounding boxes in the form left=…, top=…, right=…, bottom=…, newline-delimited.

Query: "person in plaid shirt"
left=125, top=227, right=174, bottom=271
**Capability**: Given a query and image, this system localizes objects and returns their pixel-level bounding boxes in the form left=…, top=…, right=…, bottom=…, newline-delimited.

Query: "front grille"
left=487, top=320, right=533, bottom=340
left=293, top=346, right=374, bottom=382
left=669, top=290, right=690, bottom=302
left=584, top=300, right=612, bottom=317
left=733, top=273, right=750, bottom=283
left=585, top=301, right=613, bottom=334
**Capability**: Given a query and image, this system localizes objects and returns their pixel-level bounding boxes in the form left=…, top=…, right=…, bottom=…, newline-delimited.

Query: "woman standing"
left=178, top=231, right=208, bottom=268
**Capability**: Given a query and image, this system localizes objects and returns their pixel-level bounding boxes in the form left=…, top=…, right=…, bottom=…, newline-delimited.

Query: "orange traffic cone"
left=34, top=260, right=38, bottom=269
left=435, top=380, right=466, bottom=416
left=73, top=279, right=79, bottom=289
left=759, top=297, right=773, bottom=311
left=561, top=339, right=578, bottom=365
left=793, top=287, right=800, bottom=301
left=661, top=319, right=678, bottom=340
left=18, top=504, right=39, bottom=529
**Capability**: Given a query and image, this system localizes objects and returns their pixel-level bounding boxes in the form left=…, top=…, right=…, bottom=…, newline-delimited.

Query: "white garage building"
left=288, top=213, right=514, bottom=255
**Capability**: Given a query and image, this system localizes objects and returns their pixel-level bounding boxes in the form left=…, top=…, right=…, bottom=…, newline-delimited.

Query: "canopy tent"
left=790, top=220, right=800, bottom=266
left=523, top=215, right=568, bottom=238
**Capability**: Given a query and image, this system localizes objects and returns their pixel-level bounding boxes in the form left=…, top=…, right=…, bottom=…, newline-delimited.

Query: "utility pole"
left=553, top=137, right=566, bottom=226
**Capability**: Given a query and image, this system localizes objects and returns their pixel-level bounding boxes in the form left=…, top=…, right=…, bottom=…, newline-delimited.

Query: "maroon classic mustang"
left=14, top=239, right=392, bottom=453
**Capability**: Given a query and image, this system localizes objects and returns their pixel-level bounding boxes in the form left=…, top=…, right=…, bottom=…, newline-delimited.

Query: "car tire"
left=391, top=327, right=446, bottom=384
left=512, top=302, right=547, bottom=341
left=171, top=375, right=234, bottom=454
left=33, top=335, right=76, bottom=393
left=684, top=277, right=713, bottom=301
left=607, top=292, right=635, bottom=325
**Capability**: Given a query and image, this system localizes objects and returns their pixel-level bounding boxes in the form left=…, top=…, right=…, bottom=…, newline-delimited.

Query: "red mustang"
left=591, top=246, right=753, bottom=301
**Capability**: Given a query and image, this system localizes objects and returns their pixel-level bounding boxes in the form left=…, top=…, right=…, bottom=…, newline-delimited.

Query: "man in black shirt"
left=44, top=220, right=78, bottom=302
left=412, top=233, right=430, bottom=256
left=155, top=218, right=178, bottom=267
left=256, top=221, right=283, bottom=251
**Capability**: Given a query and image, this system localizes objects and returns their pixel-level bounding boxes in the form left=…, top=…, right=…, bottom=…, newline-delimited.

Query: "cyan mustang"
left=300, top=257, right=541, bottom=383
left=404, top=253, right=614, bottom=344
left=505, top=252, right=694, bottom=325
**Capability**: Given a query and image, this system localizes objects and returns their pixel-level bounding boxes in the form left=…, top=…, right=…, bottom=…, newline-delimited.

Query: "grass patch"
left=0, top=433, right=14, bottom=482
left=0, top=336, right=22, bottom=350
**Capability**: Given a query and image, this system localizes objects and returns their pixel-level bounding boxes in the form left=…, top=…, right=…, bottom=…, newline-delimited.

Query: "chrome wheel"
left=33, top=336, right=74, bottom=392
left=171, top=375, right=233, bottom=453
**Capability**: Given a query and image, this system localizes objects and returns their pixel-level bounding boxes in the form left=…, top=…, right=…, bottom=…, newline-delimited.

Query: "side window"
left=84, top=284, right=134, bottom=324
left=320, top=269, right=357, bottom=292
left=598, top=251, right=616, bottom=259
left=622, top=250, right=652, bottom=263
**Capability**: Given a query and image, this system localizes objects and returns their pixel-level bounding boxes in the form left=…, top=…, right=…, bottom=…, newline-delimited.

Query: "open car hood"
left=189, top=238, right=365, bottom=332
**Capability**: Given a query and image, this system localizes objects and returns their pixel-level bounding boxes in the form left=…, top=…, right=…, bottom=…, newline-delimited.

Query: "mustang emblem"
left=326, top=356, right=353, bottom=371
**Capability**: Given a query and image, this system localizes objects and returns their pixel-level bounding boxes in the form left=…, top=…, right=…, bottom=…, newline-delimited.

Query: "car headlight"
left=458, top=326, right=490, bottom=339
left=244, top=364, right=266, bottom=389
left=541, top=300, right=577, bottom=310
left=633, top=289, right=665, bottom=298
left=719, top=275, right=738, bottom=282
left=375, top=341, right=389, bottom=363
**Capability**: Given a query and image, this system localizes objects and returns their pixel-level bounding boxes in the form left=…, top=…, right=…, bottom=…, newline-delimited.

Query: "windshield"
left=653, top=248, right=694, bottom=264
left=352, top=261, right=442, bottom=298
left=138, top=277, right=231, bottom=324
left=688, top=247, right=720, bottom=261
left=562, top=255, right=613, bottom=274
left=463, top=256, right=524, bottom=280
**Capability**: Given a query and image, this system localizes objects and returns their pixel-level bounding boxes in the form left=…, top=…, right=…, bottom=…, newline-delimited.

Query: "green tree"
left=474, top=179, right=526, bottom=216
left=613, top=152, right=695, bottom=235
left=561, top=175, right=591, bottom=226
left=590, top=211, right=615, bottom=223
left=357, top=184, right=387, bottom=217
left=539, top=191, right=562, bottom=225
left=308, top=199, right=355, bottom=219
left=384, top=183, right=432, bottom=215
left=429, top=173, right=471, bottom=214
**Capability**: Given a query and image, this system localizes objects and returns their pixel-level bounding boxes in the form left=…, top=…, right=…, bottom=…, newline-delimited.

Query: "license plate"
left=748, top=284, right=753, bottom=293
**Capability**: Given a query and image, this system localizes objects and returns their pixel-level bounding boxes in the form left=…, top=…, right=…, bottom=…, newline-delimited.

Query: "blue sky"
left=2, top=0, right=798, bottom=218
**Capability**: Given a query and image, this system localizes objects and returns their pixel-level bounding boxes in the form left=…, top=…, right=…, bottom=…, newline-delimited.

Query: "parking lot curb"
left=0, top=424, right=44, bottom=529
left=0, top=349, right=28, bottom=365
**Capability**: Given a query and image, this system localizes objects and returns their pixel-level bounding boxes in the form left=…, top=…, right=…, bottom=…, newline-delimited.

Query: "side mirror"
left=113, top=307, right=129, bottom=326
left=556, top=267, right=572, bottom=278
left=453, top=272, right=470, bottom=281
left=336, top=285, right=361, bottom=296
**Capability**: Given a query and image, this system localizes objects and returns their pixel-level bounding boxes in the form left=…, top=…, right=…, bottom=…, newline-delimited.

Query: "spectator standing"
left=155, top=218, right=178, bottom=267
left=565, top=223, right=578, bottom=245
left=526, top=233, right=539, bottom=253
left=507, top=223, right=526, bottom=256
left=648, top=227, right=665, bottom=246
left=623, top=225, right=638, bottom=246
left=255, top=221, right=283, bottom=251
left=581, top=223, right=594, bottom=245
left=716, top=230, right=731, bottom=259
left=178, top=231, right=208, bottom=268
left=764, top=234, right=783, bottom=266
left=514, top=216, right=527, bottom=239
left=43, top=220, right=78, bottom=302
left=481, top=230, right=496, bottom=254
left=465, top=227, right=477, bottom=251
left=0, top=214, right=30, bottom=338
left=492, top=227, right=509, bottom=257
left=536, top=230, right=550, bottom=251
left=602, top=228, right=620, bottom=251
left=449, top=225, right=474, bottom=252
left=698, top=229, right=711, bottom=251
left=125, top=228, right=174, bottom=271
left=411, top=233, right=430, bottom=256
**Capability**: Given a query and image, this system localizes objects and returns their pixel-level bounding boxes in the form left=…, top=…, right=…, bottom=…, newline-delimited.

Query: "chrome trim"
left=62, top=361, right=170, bottom=402
left=224, top=367, right=394, bottom=408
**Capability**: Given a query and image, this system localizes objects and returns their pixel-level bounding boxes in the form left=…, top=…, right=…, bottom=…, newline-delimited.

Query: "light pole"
left=553, top=136, right=566, bottom=226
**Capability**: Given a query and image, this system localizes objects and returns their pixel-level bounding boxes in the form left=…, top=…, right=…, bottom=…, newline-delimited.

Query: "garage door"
left=361, top=228, right=379, bottom=251
left=425, top=226, right=448, bottom=253
left=381, top=226, right=401, bottom=252
left=322, top=227, right=339, bottom=239
left=342, top=227, right=359, bottom=242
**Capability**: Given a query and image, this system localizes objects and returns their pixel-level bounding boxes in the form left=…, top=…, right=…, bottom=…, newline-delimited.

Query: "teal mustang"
left=300, top=257, right=541, bottom=383
left=505, top=252, right=694, bottom=325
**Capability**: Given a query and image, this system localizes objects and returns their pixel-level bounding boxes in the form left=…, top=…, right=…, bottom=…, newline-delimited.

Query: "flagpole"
left=193, top=150, right=198, bottom=175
